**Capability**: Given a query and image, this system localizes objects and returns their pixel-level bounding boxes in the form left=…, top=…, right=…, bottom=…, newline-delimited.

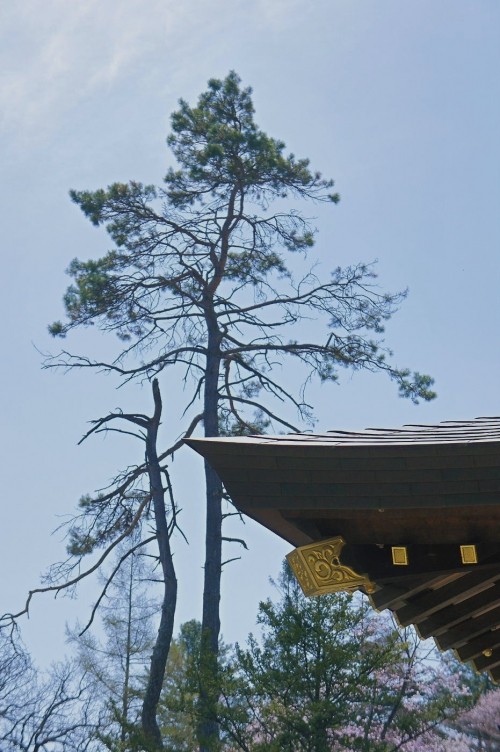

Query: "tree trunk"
left=121, top=556, right=134, bottom=743
left=198, top=335, right=223, bottom=752
left=141, top=379, right=178, bottom=751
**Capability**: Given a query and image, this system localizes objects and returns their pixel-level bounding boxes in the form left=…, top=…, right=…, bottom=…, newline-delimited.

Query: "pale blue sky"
left=1, top=0, right=499, bottom=665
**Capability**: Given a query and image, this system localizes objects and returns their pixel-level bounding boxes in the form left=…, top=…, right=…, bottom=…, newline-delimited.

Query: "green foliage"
left=49, top=70, right=434, bottom=413
left=165, top=71, right=337, bottom=209
left=96, top=706, right=158, bottom=752
left=65, top=492, right=142, bottom=557
left=216, top=565, right=476, bottom=752
left=396, top=370, right=436, bottom=402
left=159, top=620, right=201, bottom=751
left=154, top=567, right=481, bottom=751
left=159, top=620, right=239, bottom=751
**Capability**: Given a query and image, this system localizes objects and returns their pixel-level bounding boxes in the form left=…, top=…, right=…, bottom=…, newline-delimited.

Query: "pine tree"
left=48, top=71, right=435, bottom=749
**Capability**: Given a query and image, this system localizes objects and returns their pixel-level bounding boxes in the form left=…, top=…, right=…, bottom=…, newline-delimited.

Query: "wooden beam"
left=342, top=543, right=500, bottom=582
left=472, top=649, right=500, bottom=672
left=370, top=574, right=458, bottom=611
left=417, top=582, right=500, bottom=638
left=488, top=664, right=500, bottom=683
left=436, top=604, right=500, bottom=650
left=396, top=568, right=500, bottom=626
left=455, top=632, right=500, bottom=662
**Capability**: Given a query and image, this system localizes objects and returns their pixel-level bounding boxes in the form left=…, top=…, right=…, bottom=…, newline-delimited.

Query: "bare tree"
left=1, top=379, right=182, bottom=750
left=69, top=542, right=159, bottom=748
left=0, top=632, right=97, bottom=752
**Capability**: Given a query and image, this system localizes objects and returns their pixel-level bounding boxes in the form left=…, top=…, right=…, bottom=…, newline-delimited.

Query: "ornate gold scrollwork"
left=287, top=536, right=375, bottom=597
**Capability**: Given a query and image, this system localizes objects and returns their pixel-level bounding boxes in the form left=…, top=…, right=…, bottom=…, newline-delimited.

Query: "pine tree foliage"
left=50, top=71, right=435, bottom=411
left=158, top=620, right=202, bottom=751
left=215, top=566, right=482, bottom=752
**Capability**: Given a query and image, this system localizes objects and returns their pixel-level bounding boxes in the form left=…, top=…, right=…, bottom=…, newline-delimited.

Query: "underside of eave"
left=184, top=421, right=500, bottom=677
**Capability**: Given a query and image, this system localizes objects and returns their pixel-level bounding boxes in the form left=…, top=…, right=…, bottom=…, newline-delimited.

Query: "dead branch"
left=0, top=495, right=149, bottom=628
left=78, top=534, right=156, bottom=636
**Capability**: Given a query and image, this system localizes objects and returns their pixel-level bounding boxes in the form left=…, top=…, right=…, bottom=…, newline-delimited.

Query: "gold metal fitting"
left=460, top=545, right=478, bottom=565
left=287, top=537, right=375, bottom=597
left=391, top=546, right=408, bottom=566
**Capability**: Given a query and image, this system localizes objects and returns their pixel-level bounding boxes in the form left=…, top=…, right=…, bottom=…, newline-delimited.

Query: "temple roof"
left=191, top=415, right=500, bottom=445
left=186, top=417, right=500, bottom=680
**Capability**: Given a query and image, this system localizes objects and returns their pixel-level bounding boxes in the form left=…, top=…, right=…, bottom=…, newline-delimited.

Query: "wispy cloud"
left=0, top=0, right=303, bottom=149
left=0, top=1, right=185, bottom=142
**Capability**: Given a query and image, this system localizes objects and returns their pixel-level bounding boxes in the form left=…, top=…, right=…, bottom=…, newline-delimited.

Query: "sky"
left=1, top=0, right=499, bottom=667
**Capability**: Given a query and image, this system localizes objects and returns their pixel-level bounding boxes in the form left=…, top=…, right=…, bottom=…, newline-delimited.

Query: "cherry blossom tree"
left=215, top=564, right=479, bottom=752
left=451, top=689, right=500, bottom=751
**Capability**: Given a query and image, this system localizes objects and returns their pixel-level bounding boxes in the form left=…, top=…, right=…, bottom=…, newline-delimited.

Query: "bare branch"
left=159, top=412, right=203, bottom=460
left=1, top=495, right=150, bottom=627
left=78, top=534, right=156, bottom=636
left=219, top=394, right=300, bottom=432
left=222, top=536, right=248, bottom=550
left=221, top=557, right=241, bottom=568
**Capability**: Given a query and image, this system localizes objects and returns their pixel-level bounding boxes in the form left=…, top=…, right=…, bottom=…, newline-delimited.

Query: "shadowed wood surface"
left=186, top=417, right=500, bottom=679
